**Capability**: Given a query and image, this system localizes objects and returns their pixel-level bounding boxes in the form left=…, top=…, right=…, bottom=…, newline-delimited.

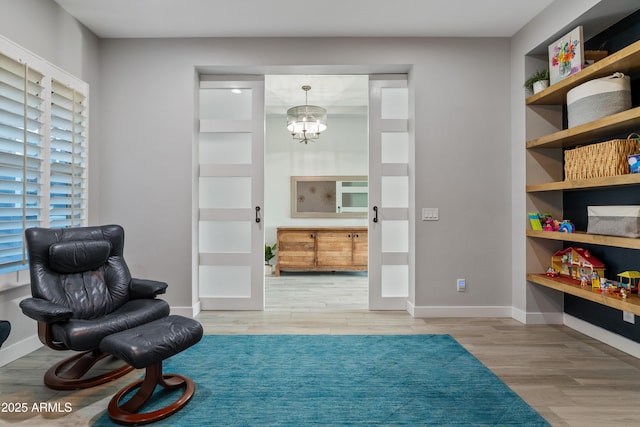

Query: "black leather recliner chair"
left=19, top=224, right=170, bottom=390
left=0, top=320, right=10, bottom=348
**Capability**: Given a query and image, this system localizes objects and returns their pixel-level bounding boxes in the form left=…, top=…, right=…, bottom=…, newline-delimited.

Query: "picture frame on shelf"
left=548, top=26, right=584, bottom=85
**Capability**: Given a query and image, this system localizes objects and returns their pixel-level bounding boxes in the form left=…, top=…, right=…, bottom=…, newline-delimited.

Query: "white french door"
left=368, top=76, right=411, bottom=310
left=197, top=76, right=264, bottom=310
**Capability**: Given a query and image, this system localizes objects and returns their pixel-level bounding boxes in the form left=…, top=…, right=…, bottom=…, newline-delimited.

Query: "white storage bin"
left=587, top=205, right=640, bottom=238
left=567, top=73, right=631, bottom=128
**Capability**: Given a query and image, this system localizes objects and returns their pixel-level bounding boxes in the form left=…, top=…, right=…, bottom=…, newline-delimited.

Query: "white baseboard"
left=512, top=307, right=564, bottom=324
left=411, top=305, right=512, bottom=318
left=192, top=300, right=201, bottom=317
left=564, top=314, right=640, bottom=359
left=169, top=304, right=200, bottom=318
left=0, top=334, right=41, bottom=367
left=406, top=300, right=415, bottom=316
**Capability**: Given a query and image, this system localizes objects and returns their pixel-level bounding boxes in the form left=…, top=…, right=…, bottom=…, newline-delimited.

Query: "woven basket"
left=564, top=133, right=640, bottom=180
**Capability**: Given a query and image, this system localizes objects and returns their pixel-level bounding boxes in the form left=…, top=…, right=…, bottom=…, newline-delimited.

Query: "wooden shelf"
left=528, top=273, right=640, bottom=316
left=526, top=106, right=640, bottom=149
left=526, top=40, right=640, bottom=106
left=525, top=34, right=640, bottom=325
left=526, top=173, right=640, bottom=192
left=526, top=229, right=640, bottom=250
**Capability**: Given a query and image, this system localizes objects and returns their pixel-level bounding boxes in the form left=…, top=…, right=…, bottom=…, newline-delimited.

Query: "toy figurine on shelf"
left=580, top=275, right=588, bottom=287
left=599, top=279, right=614, bottom=293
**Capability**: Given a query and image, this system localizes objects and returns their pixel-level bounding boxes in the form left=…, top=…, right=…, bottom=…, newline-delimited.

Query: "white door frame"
left=195, top=69, right=414, bottom=313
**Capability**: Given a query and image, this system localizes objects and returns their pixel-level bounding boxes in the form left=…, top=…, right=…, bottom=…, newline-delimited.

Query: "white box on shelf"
left=587, top=205, right=640, bottom=238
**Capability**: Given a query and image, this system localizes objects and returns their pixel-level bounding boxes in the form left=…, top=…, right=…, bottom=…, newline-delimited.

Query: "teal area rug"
left=93, top=335, right=550, bottom=426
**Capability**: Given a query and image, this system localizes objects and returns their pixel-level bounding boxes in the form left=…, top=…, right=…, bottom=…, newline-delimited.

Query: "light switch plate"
left=422, top=208, right=439, bottom=221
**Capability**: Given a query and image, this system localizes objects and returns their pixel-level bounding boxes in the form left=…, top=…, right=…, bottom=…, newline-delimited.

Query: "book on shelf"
left=528, top=212, right=542, bottom=230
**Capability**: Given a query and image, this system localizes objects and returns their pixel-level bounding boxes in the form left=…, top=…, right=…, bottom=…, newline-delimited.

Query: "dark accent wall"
left=562, top=9, right=640, bottom=342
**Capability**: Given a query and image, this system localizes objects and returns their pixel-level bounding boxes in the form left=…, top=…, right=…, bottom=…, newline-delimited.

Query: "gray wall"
left=97, top=36, right=513, bottom=313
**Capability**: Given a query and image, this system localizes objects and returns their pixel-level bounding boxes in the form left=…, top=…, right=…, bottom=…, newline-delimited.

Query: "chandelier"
left=286, top=85, right=327, bottom=144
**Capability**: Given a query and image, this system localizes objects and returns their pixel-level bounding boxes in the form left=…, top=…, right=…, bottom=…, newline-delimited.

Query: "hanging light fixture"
left=286, top=85, right=327, bottom=144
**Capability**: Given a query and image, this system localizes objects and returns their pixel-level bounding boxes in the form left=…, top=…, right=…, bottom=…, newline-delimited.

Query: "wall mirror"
left=291, top=176, right=368, bottom=218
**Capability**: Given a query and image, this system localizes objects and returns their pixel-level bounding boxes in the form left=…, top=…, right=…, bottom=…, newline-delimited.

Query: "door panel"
left=369, top=76, right=411, bottom=310
left=197, top=76, right=264, bottom=310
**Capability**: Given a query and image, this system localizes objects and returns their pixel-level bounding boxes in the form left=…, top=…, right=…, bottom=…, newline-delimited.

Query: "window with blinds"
left=50, top=80, right=86, bottom=228
left=0, top=46, right=88, bottom=275
left=0, top=53, right=44, bottom=273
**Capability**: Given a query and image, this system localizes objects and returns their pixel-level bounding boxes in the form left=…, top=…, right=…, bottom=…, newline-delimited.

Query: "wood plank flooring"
left=1, top=272, right=639, bottom=426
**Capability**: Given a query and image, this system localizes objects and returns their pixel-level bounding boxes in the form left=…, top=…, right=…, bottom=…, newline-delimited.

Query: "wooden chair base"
left=44, top=350, right=134, bottom=390
left=107, top=361, right=195, bottom=425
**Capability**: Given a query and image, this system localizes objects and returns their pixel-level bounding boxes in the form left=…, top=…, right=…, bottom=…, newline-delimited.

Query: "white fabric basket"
left=567, top=73, right=631, bottom=128
left=587, top=205, right=640, bottom=238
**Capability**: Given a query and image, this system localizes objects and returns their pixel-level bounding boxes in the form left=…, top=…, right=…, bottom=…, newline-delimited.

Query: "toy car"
left=546, top=267, right=559, bottom=278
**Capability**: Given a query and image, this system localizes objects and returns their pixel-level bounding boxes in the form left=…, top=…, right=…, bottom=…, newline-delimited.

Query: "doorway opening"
left=196, top=71, right=411, bottom=312
left=264, top=75, right=370, bottom=311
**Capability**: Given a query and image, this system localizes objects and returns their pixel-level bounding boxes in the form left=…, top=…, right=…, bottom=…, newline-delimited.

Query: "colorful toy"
left=550, top=247, right=605, bottom=284
left=557, top=220, right=575, bottom=233
left=528, top=212, right=543, bottom=230
left=535, top=213, right=575, bottom=233
left=543, top=217, right=554, bottom=231
left=617, top=271, right=640, bottom=291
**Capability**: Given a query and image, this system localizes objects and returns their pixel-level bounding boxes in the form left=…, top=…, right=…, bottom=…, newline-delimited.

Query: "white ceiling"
left=53, top=0, right=555, bottom=39
left=265, top=75, right=369, bottom=117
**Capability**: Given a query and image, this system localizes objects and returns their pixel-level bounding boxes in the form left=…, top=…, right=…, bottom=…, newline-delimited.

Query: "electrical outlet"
left=457, top=278, right=466, bottom=292
left=623, top=311, right=635, bottom=324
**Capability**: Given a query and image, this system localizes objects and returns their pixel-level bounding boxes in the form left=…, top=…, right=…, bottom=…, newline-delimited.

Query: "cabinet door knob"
left=348, top=234, right=351, bottom=238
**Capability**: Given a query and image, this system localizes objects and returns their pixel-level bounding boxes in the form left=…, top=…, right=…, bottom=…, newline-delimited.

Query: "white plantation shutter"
left=0, top=39, right=89, bottom=275
left=0, top=53, right=43, bottom=272
left=50, top=80, right=86, bottom=227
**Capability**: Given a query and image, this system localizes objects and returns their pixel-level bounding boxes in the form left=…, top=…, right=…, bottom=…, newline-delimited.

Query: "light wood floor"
left=1, top=272, right=640, bottom=426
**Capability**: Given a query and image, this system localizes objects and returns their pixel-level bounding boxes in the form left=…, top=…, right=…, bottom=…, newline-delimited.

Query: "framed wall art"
left=290, top=176, right=368, bottom=218
left=548, top=26, right=584, bottom=85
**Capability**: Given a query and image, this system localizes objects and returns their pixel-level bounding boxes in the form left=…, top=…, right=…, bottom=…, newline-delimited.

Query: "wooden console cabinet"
left=275, top=226, right=368, bottom=276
